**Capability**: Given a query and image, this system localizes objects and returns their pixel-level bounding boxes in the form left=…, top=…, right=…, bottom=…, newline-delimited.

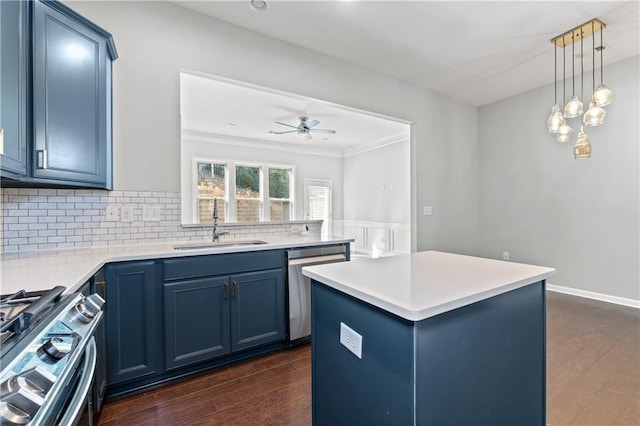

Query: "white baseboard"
left=546, top=283, right=640, bottom=309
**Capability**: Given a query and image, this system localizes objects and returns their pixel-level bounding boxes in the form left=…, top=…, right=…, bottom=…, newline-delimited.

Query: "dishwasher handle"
left=288, top=254, right=346, bottom=267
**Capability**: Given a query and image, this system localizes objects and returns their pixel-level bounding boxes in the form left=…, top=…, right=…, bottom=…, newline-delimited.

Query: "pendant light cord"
left=571, top=33, right=576, bottom=96
left=592, top=21, right=596, bottom=93
left=600, top=26, right=604, bottom=85
left=562, top=40, right=566, bottom=106
left=580, top=28, right=584, bottom=101
left=554, top=44, right=558, bottom=105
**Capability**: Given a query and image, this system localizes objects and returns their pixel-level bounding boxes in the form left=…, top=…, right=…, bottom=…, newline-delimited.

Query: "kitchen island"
left=303, top=251, right=555, bottom=425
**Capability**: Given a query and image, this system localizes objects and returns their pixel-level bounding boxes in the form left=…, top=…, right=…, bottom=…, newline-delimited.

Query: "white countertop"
left=302, top=251, right=555, bottom=321
left=0, top=235, right=353, bottom=295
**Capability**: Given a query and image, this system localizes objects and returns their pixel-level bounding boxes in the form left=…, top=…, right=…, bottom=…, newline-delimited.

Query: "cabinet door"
left=0, top=0, right=28, bottom=177
left=105, top=261, right=158, bottom=385
left=164, top=277, right=231, bottom=370
left=230, top=269, right=285, bottom=352
left=32, top=0, right=109, bottom=186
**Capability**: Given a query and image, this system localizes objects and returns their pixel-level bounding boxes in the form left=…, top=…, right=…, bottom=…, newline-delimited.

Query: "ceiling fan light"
left=556, top=123, right=573, bottom=143
left=547, top=105, right=565, bottom=133
left=564, top=96, right=583, bottom=118
left=583, top=102, right=605, bottom=126
left=593, top=84, right=613, bottom=106
left=574, top=127, right=592, bottom=159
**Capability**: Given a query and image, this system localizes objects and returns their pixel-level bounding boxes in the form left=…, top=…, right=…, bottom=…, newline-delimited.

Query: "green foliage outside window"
left=236, top=165, right=260, bottom=196
left=269, top=168, right=291, bottom=199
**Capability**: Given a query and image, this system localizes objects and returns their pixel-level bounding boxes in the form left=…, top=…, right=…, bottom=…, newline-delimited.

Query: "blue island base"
left=311, top=280, right=546, bottom=425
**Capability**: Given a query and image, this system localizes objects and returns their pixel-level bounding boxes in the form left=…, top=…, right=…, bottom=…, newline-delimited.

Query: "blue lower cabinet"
left=230, top=269, right=285, bottom=352
left=164, top=269, right=285, bottom=370
left=164, top=277, right=231, bottom=370
left=105, top=261, right=159, bottom=385
left=104, top=250, right=287, bottom=396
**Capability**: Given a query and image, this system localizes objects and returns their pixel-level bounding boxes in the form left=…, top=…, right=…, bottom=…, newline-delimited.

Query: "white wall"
left=181, top=136, right=343, bottom=223
left=478, top=56, right=640, bottom=301
left=343, top=140, right=410, bottom=224
left=66, top=0, right=481, bottom=256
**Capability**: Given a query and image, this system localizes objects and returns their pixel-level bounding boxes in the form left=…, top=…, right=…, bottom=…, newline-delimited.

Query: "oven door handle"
left=57, top=337, right=97, bottom=426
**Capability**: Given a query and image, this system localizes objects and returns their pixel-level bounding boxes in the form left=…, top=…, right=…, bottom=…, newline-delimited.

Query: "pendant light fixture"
left=547, top=44, right=565, bottom=133
left=584, top=21, right=606, bottom=126
left=549, top=18, right=610, bottom=158
left=557, top=43, right=573, bottom=142
left=574, top=126, right=592, bottom=159
left=564, top=31, right=583, bottom=118
left=593, top=26, right=613, bottom=106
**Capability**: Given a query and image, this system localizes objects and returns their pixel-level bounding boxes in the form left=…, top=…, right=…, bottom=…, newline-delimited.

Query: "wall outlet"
left=290, top=225, right=301, bottom=234
left=106, top=205, right=119, bottom=221
left=121, top=206, right=133, bottom=223
left=142, top=205, right=161, bottom=221
left=151, top=206, right=161, bottom=221
left=423, top=206, right=433, bottom=216
left=340, top=322, right=362, bottom=359
left=502, top=251, right=510, bottom=261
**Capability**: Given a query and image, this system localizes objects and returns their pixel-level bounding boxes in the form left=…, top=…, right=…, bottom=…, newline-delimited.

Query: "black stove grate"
left=0, top=287, right=67, bottom=354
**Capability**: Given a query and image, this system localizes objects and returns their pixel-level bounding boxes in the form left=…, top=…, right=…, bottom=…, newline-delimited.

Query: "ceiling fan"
left=269, top=116, right=336, bottom=140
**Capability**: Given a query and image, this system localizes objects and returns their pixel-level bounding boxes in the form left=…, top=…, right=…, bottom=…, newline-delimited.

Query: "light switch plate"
left=340, top=322, right=363, bottom=359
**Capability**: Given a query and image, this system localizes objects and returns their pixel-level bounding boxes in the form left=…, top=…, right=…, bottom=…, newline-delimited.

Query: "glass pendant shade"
left=556, top=123, right=573, bottom=143
left=593, top=84, right=613, bottom=106
left=564, top=96, right=583, bottom=118
left=583, top=102, right=606, bottom=126
left=574, top=127, right=592, bottom=159
left=547, top=105, right=565, bottom=133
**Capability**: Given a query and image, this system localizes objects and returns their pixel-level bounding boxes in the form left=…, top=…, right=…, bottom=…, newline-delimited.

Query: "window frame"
left=234, top=162, right=263, bottom=223
left=192, top=158, right=295, bottom=223
left=192, top=158, right=229, bottom=224
left=267, top=164, right=295, bottom=222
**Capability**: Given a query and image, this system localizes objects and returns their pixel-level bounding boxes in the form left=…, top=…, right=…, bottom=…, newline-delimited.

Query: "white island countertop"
left=0, top=235, right=353, bottom=295
left=302, top=251, right=555, bottom=321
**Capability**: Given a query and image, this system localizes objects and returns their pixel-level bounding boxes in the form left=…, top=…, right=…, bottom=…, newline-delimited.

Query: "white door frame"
left=304, top=179, right=333, bottom=237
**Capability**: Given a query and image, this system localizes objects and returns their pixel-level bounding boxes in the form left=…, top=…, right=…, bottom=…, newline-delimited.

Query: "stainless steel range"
left=0, top=286, right=105, bottom=425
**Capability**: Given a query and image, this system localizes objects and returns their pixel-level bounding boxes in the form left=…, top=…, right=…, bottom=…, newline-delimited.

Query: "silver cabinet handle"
left=232, top=281, right=237, bottom=298
left=37, top=149, right=47, bottom=169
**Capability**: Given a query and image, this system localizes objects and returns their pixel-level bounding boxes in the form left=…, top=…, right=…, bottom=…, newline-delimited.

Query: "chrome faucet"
left=212, top=198, right=227, bottom=242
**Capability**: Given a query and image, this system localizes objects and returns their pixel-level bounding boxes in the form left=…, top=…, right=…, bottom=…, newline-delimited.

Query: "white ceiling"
left=180, top=72, right=411, bottom=155
left=176, top=0, right=639, bottom=152
left=176, top=0, right=640, bottom=107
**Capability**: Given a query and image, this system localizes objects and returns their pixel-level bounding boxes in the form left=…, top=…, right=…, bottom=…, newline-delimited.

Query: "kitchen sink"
left=173, top=240, right=268, bottom=250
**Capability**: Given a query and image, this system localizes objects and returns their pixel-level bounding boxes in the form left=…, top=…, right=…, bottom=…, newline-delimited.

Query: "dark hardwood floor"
left=98, top=291, right=639, bottom=425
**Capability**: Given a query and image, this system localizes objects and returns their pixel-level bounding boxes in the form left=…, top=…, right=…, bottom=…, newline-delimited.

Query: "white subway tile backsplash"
left=1, top=189, right=321, bottom=252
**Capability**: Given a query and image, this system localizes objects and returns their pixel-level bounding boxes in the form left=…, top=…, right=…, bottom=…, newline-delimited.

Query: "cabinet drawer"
left=163, top=250, right=284, bottom=281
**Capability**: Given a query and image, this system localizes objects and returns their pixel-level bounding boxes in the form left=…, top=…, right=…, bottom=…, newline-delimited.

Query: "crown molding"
left=342, top=132, right=410, bottom=157
left=182, top=129, right=344, bottom=158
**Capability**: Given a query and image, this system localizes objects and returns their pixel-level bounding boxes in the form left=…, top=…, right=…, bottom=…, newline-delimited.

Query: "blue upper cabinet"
left=0, top=0, right=29, bottom=177
left=0, top=0, right=117, bottom=189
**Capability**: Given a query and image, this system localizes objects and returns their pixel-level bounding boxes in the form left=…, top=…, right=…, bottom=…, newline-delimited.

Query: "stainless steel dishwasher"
left=287, top=245, right=347, bottom=344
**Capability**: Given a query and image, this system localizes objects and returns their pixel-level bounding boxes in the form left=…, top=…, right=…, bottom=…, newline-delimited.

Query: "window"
left=269, top=167, right=293, bottom=221
left=196, top=162, right=227, bottom=224
left=194, top=159, right=294, bottom=223
left=235, top=164, right=262, bottom=222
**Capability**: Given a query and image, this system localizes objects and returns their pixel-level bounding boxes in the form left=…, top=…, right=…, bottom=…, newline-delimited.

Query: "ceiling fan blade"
left=269, top=130, right=297, bottom=134
left=309, top=128, right=336, bottom=134
left=275, top=121, right=300, bottom=129
left=307, top=119, right=320, bottom=128
left=305, top=132, right=312, bottom=140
